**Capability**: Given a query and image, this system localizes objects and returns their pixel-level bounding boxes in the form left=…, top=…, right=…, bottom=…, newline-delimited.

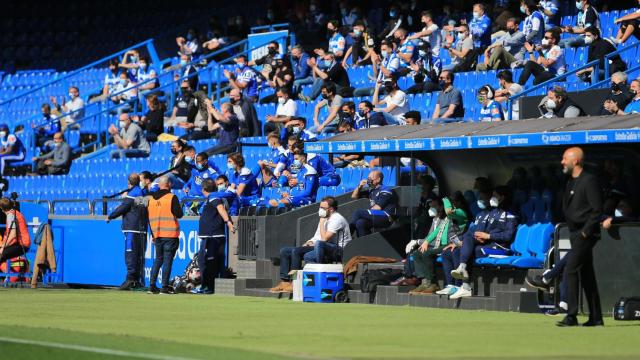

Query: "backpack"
left=170, top=255, right=201, bottom=293
left=613, top=297, right=640, bottom=321
left=360, top=268, right=402, bottom=303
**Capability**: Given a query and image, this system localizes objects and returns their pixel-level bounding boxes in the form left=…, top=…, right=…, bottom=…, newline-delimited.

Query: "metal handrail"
left=0, top=39, right=157, bottom=107
left=588, top=40, right=640, bottom=90
left=91, top=197, right=126, bottom=216
left=250, top=23, right=289, bottom=34
left=50, top=199, right=92, bottom=215
left=19, top=199, right=53, bottom=213
left=507, top=58, right=600, bottom=119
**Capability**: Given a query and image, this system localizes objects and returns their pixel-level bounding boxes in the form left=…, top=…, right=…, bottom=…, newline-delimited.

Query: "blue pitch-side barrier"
left=305, top=129, right=640, bottom=154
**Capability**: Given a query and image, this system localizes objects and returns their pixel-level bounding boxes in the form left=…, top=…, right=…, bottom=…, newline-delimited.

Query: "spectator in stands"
left=136, top=56, right=159, bottom=102
left=133, top=94, right=163, bottom=142
left=442, top=24, right=475, bottom=72
left=432, top=71, right=465, bottom=122
left=291, top=45, right=312, bottom=97
left=225, top=54, right=258, bottom=103
left=612, top=6, right=640, bottom=45
left=539, top=86, right=586, bottom=118
left=449, top=186, right=517, bottom=299
left=51, top=86, right=85, bottom=129
left=108, top=113, right=150, bottom=159
left=166, top=140, right=191, bottom=189
left=212, top=175, right=240, bottom=216
left=408, top=196, right=469, bottom=294
left=177, top=29, right=200, bottom=57
left=601, top=72, right=634, bottom=116
left=521, top=0, right=545, bottom=47
left=349, top=170, right=398, bottom=237
left=226, top=152, right=260, bottom=207
left=177, top=53, right=199, bottom=91
left=309, top=82, right=343, bottom=134
left=261, top=58, right=294, bottom=105
left=119, top=49, right=141, bottom=82
left=353, top=40, right=399, bottom=97
left=111, top=72, right=137, bottom=115
left=393, top=28, right=417, bottom=73
left=106, top=172, right=148, bottom=290
left=0, top=197, right=31, bottom=265
left=265, top=88, right=297, bottom=133
left=409, top=11, right=442, bottom=56
left=559, top=0, right=600, bottom=48
left=32, top=132, right=71, bottom=175
left=184, top=152, right=221, bottom=200
left=606, top=78, right=640, bottom=115
left=204, top=100, right=240, bottom=155
left=177, top=90, right=209, bottom=141
left=494, top=70, right=523, bottom=120
left=477, top=18, right=525, bottom=71
left=539, top=0, right=560, bottom=31
left=202, top=26, right=227, bottom=53
left=518, top=28, right=565, bottom=86
left=377, top=4, right=403, bottom=40
left=0, top=124, right=26, bottom=176
left=293, top=142, right=341, bottom=187
left=477, top=85, right=505, bottom=122
left=316, top=20, right=346, bottom=61
left=33, top=103, right=60, bottom=149
left=95, top=59, right=121, bottom=102
left=139, top=171, right=157, bottom=194
left=406, top=41, right=441, bottom=94
left=576, top=27, right=626, bottom=83
left=305, top=52, right=351, bottom=101
left=404, top=111, right=421, bottom=126
left=229, top=89, right=261, bottom=137
left=249, top=41, right=283, bottom=81
left=303, top=196, right=352, bottom=265
left=147, top=176, right=183, bottom=294
left=337, top=101, right=362, bottom=130
left=468, top=3, right=492, bottom=50
left=342, top=20, right=375, bottom=67
left=167, top=81, right=192, bottom=128
left=372, top=78, right=409, bottom=125
left=258, top=133, right=292, bottom=188
left=268, top=151, right=319, bottom=208
left=356, top=100, right=386, bottom=129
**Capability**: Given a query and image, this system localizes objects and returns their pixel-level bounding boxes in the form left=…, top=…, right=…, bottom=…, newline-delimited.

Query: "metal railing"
left=588, top=40, right=640, bottom=90
left=250, top=23, right=290, bottom=34
left=50, top=199, right=92, bottom=215
left=91, top=198, right=125, bottom=216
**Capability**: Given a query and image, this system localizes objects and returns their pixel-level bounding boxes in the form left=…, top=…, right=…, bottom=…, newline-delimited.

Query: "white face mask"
left=576, top=1, right=584, bottom=10
left=0, top=131, right=6, bottom=138
left=584, top=35, right=594, bottom=45
left=614, top=209, right=623, bottom=217
left=428, top=207, right=438, bottom=217
left=277, top=97, right=286, bottom=104
left=477, top=200, right=487, bottom=210
left=541, top=38, right=550, bottom=46
left=119, top=121, right=127, bottom=128
left=318, top=208, right=328, bottom=218
left=545, top=98, right=557, bottom=110
left=473, top=11, right=481, bottom=19
left=489, top=196, right=500, bottom=208
left=457, top=32, right=466, bottom=41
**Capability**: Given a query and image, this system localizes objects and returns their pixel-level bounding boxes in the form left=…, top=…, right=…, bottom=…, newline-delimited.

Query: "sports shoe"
left=409, top=284, right=430, bottom=295
left=556, top=315, right=579, bottom=327
left=190, top=286, right=214, bottom=295
left=269, top=281, right=293, bottom=293
left=544, top=307, right=567, bottom=316
left=449, top=286, right=472, bottom=299
left=159, top=287, right=175, bottom=295
left=436, top=285, right=457, bottom=296
left=119, top=280, right=135, bottom=291
left=526, top=275, right=550, bottom=291
left=147, top=285, right=160, bottom=294
left=450, top=265, right=469, bottom=281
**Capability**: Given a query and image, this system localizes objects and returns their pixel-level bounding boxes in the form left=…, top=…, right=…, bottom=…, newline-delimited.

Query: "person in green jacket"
left=409, top=195, right=468, bottom=294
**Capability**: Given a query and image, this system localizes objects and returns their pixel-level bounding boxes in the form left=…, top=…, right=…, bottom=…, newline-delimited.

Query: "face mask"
left=318, top=208, right=328, bottom=218
left=384, top=84, right=394, bottom=93
left=185, top=156, right=194, bottom=163
left=309, top=4, right=316, bottom=12
left=119, top=121, right=126, bottom=128
left=340, top=8, right=348, bottom=16
left=438, top=80, right=447, bottom=89
left=227, top=162, right=235, bottom=170
left=584, top=35, right=594, bottom=45
left=477, top=95, right=486, bottom=103
left=477, top=200, right=487, bottom=210
left=140, top=63, right=147, bottom=69
left=508, top=28, right=516, bottom=34
left=545, top=98, right=557, bottom=110
left=187, top=33, right=194, bottom=41
left=323, top=59, right=333, bottom=68
left=69, top=92, right=76, bottom=99
left=473, top=11, right=481, bottom=19
left=180, top=60, right=188, bottom=66
left=615, top=209, right=623, bottom=217
left=428, top=207, right=438, bottom=217
left=457, top=32, right=466, bottom=41
left=180, top=88, right=190, bottom=96
left=321, top=93, right=329, bottom=100
left=140, top=184, right=146, bottom=190
left=0, top=131, right=6, bottom=138
left=217, top=185, right=227, bottom=192
left=54, top=141, right=62, bottom=147
left=520, top=5, right=527, bottom=14
left=195, top=163, right=206, bottom=170
left=277, top=97, right=286, bottom=105
left=268, top=48, right=277, bottom=55
left=489, top=196, right=500, bottom=208
left=389, top=11, right=397, bottom=18
left=576, top=1, right=584, bottom=10
left=236, top=62, right=246, bottom=70
left=358, top=110, right=366, bottom=117
left=418, top=50, right=427, bottom=57
left=292, top=126, right=301, bottom=134
left=381, top=50, right=389, bottom=58
left=353, top=29, right=362, bottom=37
left=293, top=159, right=302, bottom=168
left=611, top=82, right=621, bottom=92
left=130, top=56, right=138, bottom=63
left=541, top=38, right=550, bottom=46
left=119, top=79, right=127, bottom=86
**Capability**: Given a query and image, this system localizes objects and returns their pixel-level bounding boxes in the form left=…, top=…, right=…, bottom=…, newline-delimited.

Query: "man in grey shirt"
left=477, top=18, right=526, bottom=71
left=443, top=24, right=474, bottom=72
left=32, top=132, right=71, bottom=175
left=108, top=113, right=150, bottom=159
left=432, top=71, right=465, bottom=122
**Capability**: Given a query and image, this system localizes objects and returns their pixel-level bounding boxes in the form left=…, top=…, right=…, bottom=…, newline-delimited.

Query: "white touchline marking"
left=0, top=336, right=200, bottom=360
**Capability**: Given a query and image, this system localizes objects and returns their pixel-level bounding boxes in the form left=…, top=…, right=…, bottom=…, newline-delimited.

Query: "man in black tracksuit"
left=107, top=172, right=149, bottom=290
left=557, top=147, right=604, bottom=327
left=192, top=179, right=234, bottom=294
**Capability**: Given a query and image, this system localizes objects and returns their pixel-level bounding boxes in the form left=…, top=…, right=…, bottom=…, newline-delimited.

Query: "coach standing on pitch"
left=147, top=176, right=183, bottom=294
left=557, top=147, right=604, bottom=327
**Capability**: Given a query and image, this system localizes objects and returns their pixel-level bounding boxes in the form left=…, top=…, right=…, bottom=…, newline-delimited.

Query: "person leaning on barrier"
left=349, top=169, right=398, bottom=237
left=32, top=132, right=71, bottom=175
left=106, top=172, right=149, bottom=290
left=147, top=176, right=184, bottom=295
left=538, top=86, right=585, bottom=118
left=0, top=197, right=31, bottom=265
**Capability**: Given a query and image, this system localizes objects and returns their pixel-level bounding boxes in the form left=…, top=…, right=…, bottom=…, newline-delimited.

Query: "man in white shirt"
left=111, top=72, right=138, bottom=115
left=270, top=196, right=351, bottom=293
left=51, top=86, right=85, bottom=129
left=265, top=88, right=297, bottom=133
left=372, top=78, right=408, bottom=125
left=409, top=11, right=442, bottom=56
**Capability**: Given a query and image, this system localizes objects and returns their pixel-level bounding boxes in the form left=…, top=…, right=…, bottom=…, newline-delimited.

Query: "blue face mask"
left=389, top=11, right=397, bottom=18
left=227, top=162, right=235, bottom=170
left=293, top=159, right=302, bottom=168
left=195, top=163, right=206, bottom=171
left=180, top=60, right=188, bottom=66
left=217, top=185, right=227, bottom=192
left=236, top=62, right=245, bottom=70
left=477, top=200, right=487, bottom=210
left=292, top=126, right=301, bottom=134
left=184, top=156, right=194, bottom=164
left=418, top=50, right=427, bottom=57
left=139, top=184, right=145, bottom=190
left=130, top=56, right=138, bottom=63
left=323, top=59, right=333, bottom=68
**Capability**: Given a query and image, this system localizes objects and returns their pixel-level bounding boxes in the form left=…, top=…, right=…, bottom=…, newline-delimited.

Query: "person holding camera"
left=349, top=169, right=398, bottom=237
left=0, top=197, right=31, bottom=265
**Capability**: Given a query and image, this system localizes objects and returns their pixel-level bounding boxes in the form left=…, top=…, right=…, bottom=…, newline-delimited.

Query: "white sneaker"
left=449, top=286, right=472, bottom=299
left=451, top=266, right=469, bottom=281
left=436, top=285, right=458, bottom=295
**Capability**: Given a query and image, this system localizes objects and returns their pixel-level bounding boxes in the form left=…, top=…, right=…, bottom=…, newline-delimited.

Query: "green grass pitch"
left=1, top=288, right=638, bottom=359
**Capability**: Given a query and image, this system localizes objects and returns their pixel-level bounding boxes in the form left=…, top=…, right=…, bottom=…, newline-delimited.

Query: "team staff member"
left=0, top=198, right=31, bottom=264
left=192, top=179, right=235, bottom=294
left=106, top=173, right=148, bottom=290
left=147, top=176, right=184, bottom=294
left=349, top=170, right=398, bottom=237
left=557, top=147, right=603, bottom=327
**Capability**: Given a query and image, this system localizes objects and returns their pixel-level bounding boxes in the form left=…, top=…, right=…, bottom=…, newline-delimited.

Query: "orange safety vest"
left=147, top=193, right=180, bottom=239
left=3, top=210, right=31, bottom=248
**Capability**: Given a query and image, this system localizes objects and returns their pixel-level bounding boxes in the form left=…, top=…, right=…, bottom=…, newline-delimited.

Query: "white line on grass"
left=0, top=336, right=200, bottom=360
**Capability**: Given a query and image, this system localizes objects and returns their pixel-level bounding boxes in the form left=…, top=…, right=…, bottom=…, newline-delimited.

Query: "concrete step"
left=214, top=278, right=274, bottom=296
left=236, top=259, right=279, bottom=280
left=495, top=290, right=540, bottom=313
left=243, top=288, right=291, bottom=300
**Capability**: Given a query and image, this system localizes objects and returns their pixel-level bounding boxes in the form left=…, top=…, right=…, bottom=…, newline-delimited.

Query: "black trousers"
left=518, top=61, right=556, bottom=86
left=563, top=231, right=602, bottom=321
